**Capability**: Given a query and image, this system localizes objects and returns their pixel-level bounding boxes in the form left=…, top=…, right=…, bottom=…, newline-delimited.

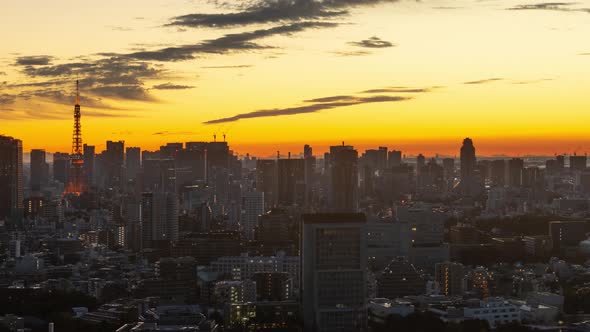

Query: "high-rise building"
left=255, top=272, right=292, bottom=302
left=30, top=149, right=49, bottom=191
left=435, top=262, right=465, bottom=296
left=256, top=159, right=277, bottom=209
left=141, top=192, right=179, bottom=249
left=0, top=135, right=23, bottom=221
left=277, top=158, right=305, bottom=206
left=490, top=160, right=506, bottom=187
left=83, top=144, right=95, bottom=187
left=53, top=152, right=70, bottom=185
left=508, top=158, right=524, bottom=187
left=459, top=138, right=481, bottom=196
left=328, top=145, right=358, bottom=212
left=105, top=140, right=125, bottom=188
left=241, top=191, right=265, bottom=240
left=302, top=213, right=367, bottom=332
left=388, top=150, right=402, bottom=168
left=570, top=155, right=587, bottom=172
left=126, top=147, right=141, bottom=182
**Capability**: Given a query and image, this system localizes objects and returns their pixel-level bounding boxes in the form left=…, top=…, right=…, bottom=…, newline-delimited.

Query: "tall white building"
left=241, top=191, right=264, bottom=240
left=302, top=213, right=368, bottom=332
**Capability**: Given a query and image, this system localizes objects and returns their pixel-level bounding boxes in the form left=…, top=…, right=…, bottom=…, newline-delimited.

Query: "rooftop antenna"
left=277, top=150, right=280, bottom=160
left=213, top=134, right=217, bottom=142
left=223, top=133, right=226, bottom=142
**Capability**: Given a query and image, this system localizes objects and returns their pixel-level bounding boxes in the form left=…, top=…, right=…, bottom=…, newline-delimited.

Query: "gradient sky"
left=1, top=0, right=589, bottom=157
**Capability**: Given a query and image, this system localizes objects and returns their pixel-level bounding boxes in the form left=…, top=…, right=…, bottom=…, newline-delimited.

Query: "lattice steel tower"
left=67, top=80, right=85, bottom=194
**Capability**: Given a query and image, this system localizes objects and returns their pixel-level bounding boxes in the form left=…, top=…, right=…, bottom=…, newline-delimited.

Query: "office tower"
left=570, top=155, right=587, bottom=172
left=508, top=158, right=524, bottom=187
left=459, top=138, right=480, bottom=196
left=241, top=191, right=265, bottom=240
left=176, top=147, right=206, bottom=182
left=416, top=153, right=425, bottom=176
left=549, top=221, right=586, bottom=253
left=490, top=160, right=506, bottom=187
left=159, top=142, right=183, bottom=159
left=83, top=144, right=95, bottom=187
left=105, top=140, right=125, bottom=188
left=66, top=80, right=85, bottom=194
left=125, top=147, right=141, bottom=182
left=257, top=208, right=293, bottom=244
left=304, top=145, right=316, bottom=208
left=302, top=213, right=367, bottom=332
left=442, top=158, right=454, bottom=179
left=53, top=152, right=70, bottom=185
left=377, top=257, right=424, bottom=299
left=255, top=272, right=292, bottom=301
left=277, top=158, right=305, bottom=206
left=141, top=192, right=179, bottom=249
left=469, top=267, right=491, bottom=298
left=435, top=262, right=465, bottom=296
left=556, top=155, right=565, bottom=170
left=328, top=145, right=359, bottom=212
left=0, top=135, right=23, bottom=221
left=30, top=149, right=49, bottom=191
left=388, top=150, right=402, bottom=168
left=206, top=141, right=230, bottom=179
left=256, top=159, right=277, bottom=209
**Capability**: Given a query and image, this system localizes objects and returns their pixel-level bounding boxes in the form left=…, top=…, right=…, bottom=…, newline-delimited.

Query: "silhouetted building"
left=30, top=149, right=48, bottom=191
left=83, top=144, right=95, bottom=187
left=0, top=136, right=23, bottom=221
left=508, top=158, right=524, bottom=187
left=388, top=150, right=402, bottom=168
left=490, top=160, right=506, bottom=187
left=125, top=147, right=141, bottom=182
left=241, top=191, right=264, bottom=240
left=570, top=155, right=587, bottom=172
left=105, top=140, right=125, bottom=188
left=53, top=152, right=70, bottom=185
left=549, top=221, right=586, bottom=253
left=141, top=192, right=179, bottom=249
left=277, top=158, right=305, bottom=206
left=302, top=213, right=367, bottom=332
left=328, top=145, right=358, bottom=212
left=256, top=159, right=277, bottom=209
left=255, top=272, right=292, bottom=301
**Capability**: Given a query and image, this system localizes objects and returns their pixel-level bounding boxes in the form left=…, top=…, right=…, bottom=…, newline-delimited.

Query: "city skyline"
left=2, top=0, right=590, bottom=155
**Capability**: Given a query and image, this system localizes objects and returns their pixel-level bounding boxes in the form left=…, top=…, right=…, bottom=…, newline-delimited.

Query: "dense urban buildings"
left=4, top=127, right=590, bottom=331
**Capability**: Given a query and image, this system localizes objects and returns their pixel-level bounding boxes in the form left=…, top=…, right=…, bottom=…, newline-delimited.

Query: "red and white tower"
left=66, top=80, right=85, bottom=194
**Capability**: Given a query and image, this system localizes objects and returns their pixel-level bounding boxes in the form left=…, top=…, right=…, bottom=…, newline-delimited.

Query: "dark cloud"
left=16, top=57, right=164, bottom=103
left=15, top=55, right=54, bottom=66
left=349, top=36, right=394, bottom=48
left=168, top=1, right=345, bottom=28
left=0, top=72, right=6, bottom=76
left=507, top=2, right=590, bottom=13
left=125, top=21, right=338, bottom=62
left=168, top=0, right=400, bottom=29
left=0, top=93, right=16, bottom=105
left=152, top=83, right=195, bottom=90
left=204, top=94, right=411, bottom=124
left=464, top=78, right=504, bottom=85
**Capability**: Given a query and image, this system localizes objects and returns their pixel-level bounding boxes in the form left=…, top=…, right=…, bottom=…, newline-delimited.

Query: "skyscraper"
left=256, top=159, right=277, bottom=209
left=277, top=158, right=305, bottom=206
left=83, top=144, right=95, bottom=187
left=0, top=135, right=23, bottom=221
left=328, top=145, right=358, bottom=212
left=435, top=262, right=465, bottom=296
left=125, top=147, right=141, bottom=182
left=241, top=191, right=265, bottom=240
left=141, top=192, right=179, bottom=249
left=105, top=140, right=125, bottom=188
left=30, top=149, right=49, bottom=191
left=302, top=213, right=367, bottom=332
left=53, top=152, right=70, bottom=185
left=459, top=138, right=478, bottom=196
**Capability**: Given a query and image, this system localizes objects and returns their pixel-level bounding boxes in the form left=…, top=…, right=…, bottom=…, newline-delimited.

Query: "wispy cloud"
left=332, top=50, right=372, bottom=57
left=153, top=131, right=197, bottom=136
left=15, top=55, right=54, bottom=66
left=202, top=65, right=253, bottom=69
left=124, top=21, right=339, bottom=62
left=203, top=89, right=420, bottom=124
left=464, top=78, right=504, bottom=85
left=152, top=83, right=195, bottom=90
left=349, top=36, right=394, bottom=48
left=507, top=2, right=590, bottom=13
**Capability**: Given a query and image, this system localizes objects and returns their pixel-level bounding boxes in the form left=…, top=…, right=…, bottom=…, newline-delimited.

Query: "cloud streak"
left=463, top=78, right=504, bottom=85
left=204, top=93, right=414, bottom=124
left=152, top=83, right=195, bottom=90
left=349, top=36, right=394, bottom=48
left=507, top=2, right=590, bottom=13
